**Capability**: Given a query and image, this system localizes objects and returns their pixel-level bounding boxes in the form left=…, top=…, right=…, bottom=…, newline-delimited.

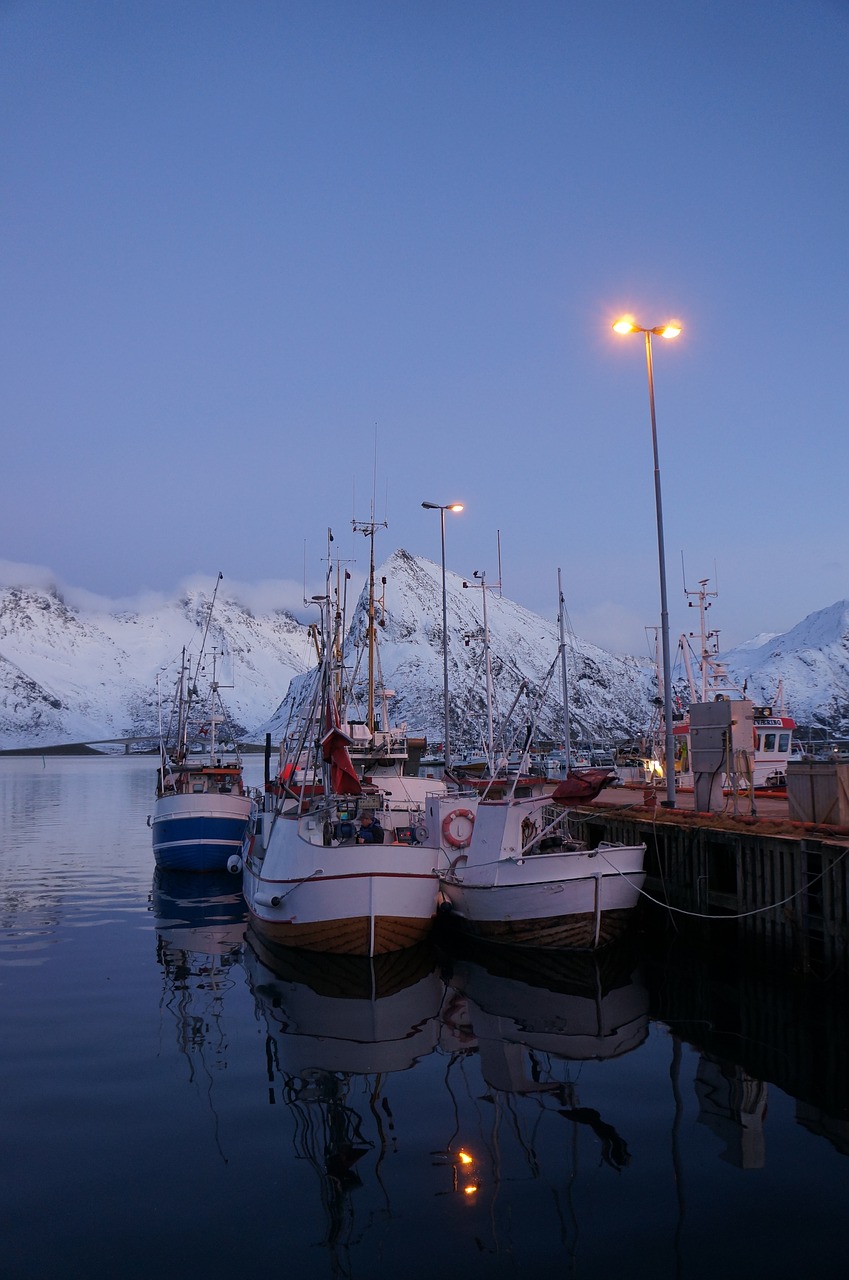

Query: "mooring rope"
left=593, top=843, right=849, bottom=922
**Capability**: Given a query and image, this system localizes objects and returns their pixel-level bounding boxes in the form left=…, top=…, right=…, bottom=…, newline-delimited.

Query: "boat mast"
left=462, top=564, right=500, bottom=772
left=684, top=577, right=741, bottom=702
left=184, top=571, right=224, bottom=761
left=208, top=648, right=220, bottom=766
left=318, top=531, right=334, bottom=793
left=557, top=568, right=571, bottom=769
left=352, top=510, right=387, bottom=734
left=175, top=647, right=188, bottom=762
left=482, top=575, right=494, bottom=765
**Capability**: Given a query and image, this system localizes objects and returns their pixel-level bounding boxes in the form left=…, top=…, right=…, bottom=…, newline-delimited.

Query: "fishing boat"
left=150, top=575, right=257, bottom=874
left=621, top=579, right=798, bottom=793
left=244, top=524, right=443, bottom=957
left=434, top=569, right=646, bottom=950
left=433, top=786, right=646, bottom=949
left=674, top=580, right=797, bottom=790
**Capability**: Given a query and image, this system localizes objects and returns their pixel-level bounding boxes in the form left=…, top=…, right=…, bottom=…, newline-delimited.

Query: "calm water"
left=3, top=756, right=849, bottom=1279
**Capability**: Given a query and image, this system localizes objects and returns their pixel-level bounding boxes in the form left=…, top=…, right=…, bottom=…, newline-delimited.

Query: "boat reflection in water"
left=243, top=929, right=444, bottom=1263
left=444, top=940, right=650, bottom=1066
left=438, top=941, right=650, bottom=1206
left=150, top=869, right=247, bottom=1076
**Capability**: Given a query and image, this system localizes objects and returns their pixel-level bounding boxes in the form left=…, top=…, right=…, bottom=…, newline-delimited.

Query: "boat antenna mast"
left=462, top=563, right=501, bottom=773
left=557, top=568, right=571, bottom=769
left=352, top=503, right=387, bottom=735
left=682, top=573, right=742, bottom=702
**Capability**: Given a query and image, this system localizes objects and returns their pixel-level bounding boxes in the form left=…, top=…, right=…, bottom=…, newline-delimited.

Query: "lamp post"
left=421, top=501, right=464, bottom=770
left=613, top=316, right=682, bottom=808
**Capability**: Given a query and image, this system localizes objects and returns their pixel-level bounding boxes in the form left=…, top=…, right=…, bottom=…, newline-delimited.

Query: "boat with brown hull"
left=433, top=784, right=646, bottom=950
left=244, top=522, right=443, bottom=958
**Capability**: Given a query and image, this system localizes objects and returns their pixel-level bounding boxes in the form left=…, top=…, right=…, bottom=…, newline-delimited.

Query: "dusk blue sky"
left=2, top=0, right=847, bottom=655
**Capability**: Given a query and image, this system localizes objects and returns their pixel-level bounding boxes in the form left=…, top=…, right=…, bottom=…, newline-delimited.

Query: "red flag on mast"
left=321, top=697, right=361, bottom=796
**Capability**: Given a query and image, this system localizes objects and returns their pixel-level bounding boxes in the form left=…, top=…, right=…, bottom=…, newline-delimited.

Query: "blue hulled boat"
left=151, top=576, right=257, bottom=874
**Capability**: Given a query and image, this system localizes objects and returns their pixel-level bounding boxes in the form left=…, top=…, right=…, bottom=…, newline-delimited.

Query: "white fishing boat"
left=150, top=575, right=257, bottom=874
left=434, top=786, right=646, bottom=949
left=434, top=569, right=645, bottom=950
left=244, top=524, right=443, bottom=957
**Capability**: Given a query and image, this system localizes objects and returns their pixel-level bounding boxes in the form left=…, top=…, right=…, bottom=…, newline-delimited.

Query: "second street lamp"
left=421, top=501, right=463, bottom=771
left=613, top=316, right=681, bottom=808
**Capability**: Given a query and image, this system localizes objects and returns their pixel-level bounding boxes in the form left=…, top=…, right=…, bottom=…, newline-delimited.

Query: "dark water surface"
left=3, top=756, right=849, bottom=1279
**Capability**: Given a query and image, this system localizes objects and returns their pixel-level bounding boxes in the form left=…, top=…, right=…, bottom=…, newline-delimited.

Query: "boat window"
left=192, top=782, right=205, bottom=793
left=778, top=733, right=790, bottom=752
left=755, top=734, right=762, bottom=751
left=764, top=733, right=776, bottom=752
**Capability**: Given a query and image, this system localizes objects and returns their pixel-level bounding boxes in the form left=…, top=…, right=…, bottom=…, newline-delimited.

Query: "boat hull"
left=243, top=817, right=439, bottom=957
left=440, top=844, right=646, bottom=951
left=152, top=792, right=254, bottom=873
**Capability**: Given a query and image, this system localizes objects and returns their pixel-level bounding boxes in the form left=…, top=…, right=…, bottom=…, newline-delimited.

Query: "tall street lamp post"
left=613, top=316, right=682, bottom=808
left=421, top=501, right=463, bottom=770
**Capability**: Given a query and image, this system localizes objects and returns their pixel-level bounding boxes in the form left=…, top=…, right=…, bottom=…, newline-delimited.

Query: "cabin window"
left=778, top=733, right=790, bottom=752
left=764, top=733, right=776, bottom=752
left=192, top=782, right=205, bottom=793
left=755, top=734, right=762, bottom=751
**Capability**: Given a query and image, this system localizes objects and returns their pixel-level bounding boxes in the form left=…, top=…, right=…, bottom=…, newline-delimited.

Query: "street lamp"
left=421, top=501, right=464, bottom=770
left=613, top=316, right=682, bottom=808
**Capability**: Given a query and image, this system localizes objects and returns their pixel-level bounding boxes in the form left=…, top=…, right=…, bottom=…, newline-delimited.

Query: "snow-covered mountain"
left=260, top=549, right=658, bottom=749
left=722, top=600, right=849, bottom=733
left=1, top=553, right=848, bottom=751
left=0, top=582, right=314, bottom=749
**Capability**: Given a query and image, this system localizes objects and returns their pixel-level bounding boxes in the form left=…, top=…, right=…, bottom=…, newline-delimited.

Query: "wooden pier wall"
left=574, top=805, right=849, bottom=980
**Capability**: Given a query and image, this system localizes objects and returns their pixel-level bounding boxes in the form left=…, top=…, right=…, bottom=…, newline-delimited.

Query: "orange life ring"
left=442, top=808, right=475, bottom=849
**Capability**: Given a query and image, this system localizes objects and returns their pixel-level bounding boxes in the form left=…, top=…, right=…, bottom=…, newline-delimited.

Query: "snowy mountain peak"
left=1, top=558, right=848, bottom=750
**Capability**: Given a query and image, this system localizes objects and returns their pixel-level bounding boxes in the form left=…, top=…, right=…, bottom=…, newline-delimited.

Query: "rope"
left=592, top=843, right=849, bottom=922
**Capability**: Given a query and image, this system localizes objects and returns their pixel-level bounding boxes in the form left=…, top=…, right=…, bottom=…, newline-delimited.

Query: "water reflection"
left=439, top=942, right=650, bottom=1199
left=244, top=932, right=443, bottom=1270
left=443, top=939, right=650, bottom=1065
left=150, top=869, right=246, bottom=1078
left=648, top=928, right=849, bottom=1166
left=6, top=757, right=849, bottom=1279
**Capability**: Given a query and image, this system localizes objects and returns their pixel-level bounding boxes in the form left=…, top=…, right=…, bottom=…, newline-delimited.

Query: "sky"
left=2, top=0, right=848, bottom=657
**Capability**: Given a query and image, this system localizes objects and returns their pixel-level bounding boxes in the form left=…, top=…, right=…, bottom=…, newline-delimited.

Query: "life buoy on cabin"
left=442, top=808, right=475, bottom=849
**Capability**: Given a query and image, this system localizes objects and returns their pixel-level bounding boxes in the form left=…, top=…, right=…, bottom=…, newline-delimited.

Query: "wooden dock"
left=570, top=783, right=849, bottom=981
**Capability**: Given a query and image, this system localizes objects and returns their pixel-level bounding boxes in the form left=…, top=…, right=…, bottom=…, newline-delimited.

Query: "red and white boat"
left=621, top=579, right=798, bottom=793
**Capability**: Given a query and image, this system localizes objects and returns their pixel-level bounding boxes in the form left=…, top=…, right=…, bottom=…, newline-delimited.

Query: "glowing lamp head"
left=659, top=322, right=682, bottom=340
left=448, top=503, right=464, bottom=513
left=612, top=317, right=636, bottom=335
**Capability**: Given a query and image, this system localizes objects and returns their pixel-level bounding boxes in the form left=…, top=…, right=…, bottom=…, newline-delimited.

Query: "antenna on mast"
left=497, top=530, right=503, bottom=597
